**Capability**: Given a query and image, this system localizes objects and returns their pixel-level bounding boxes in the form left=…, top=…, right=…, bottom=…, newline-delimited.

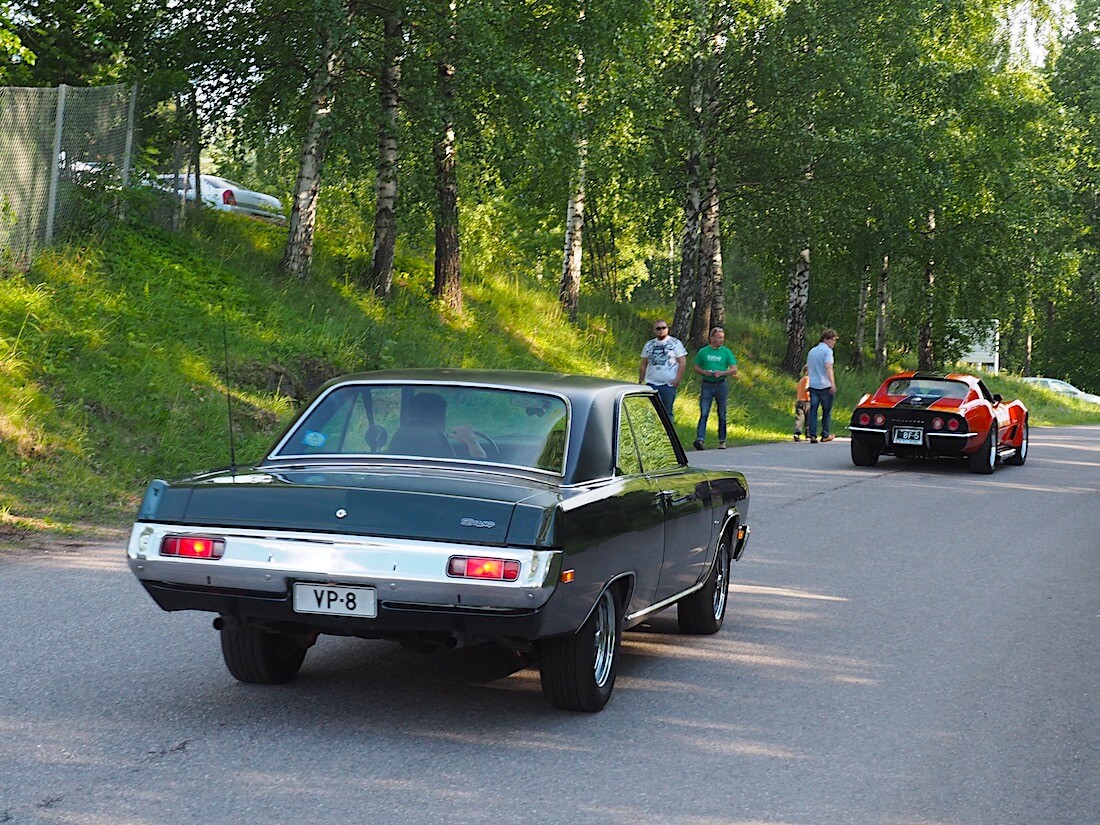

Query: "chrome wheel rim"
left=592, top=591, right=616, bottom=688
left=1020, top=423, right=1028, bottom=459
left=988, top=429, right=997, bottom=470
left=712, top=543, right=729, bottom=620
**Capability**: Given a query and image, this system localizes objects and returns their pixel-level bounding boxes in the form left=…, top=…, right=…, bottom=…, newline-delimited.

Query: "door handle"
left=656, top=490, right=676, bottom=507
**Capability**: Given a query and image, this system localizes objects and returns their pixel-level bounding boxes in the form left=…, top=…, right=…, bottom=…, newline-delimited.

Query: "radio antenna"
left=220, top=307, right=238, bottom=477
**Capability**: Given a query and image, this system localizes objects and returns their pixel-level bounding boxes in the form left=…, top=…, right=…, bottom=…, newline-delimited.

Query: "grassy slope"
left=2, top=213, right=1097, bottom=535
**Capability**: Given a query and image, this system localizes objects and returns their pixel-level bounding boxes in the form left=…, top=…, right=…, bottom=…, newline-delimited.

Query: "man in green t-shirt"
left=692, top=327, right=738, bottom=450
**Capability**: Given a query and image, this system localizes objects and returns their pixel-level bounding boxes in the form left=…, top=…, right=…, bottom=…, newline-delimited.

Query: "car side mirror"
left=992, top=393, right=1003, bottom=404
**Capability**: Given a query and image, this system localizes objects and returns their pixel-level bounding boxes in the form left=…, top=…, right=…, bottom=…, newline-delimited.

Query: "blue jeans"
left=649, top=383, right=678, bottom=422
left=696, top=381, right=728, bottom=442
left=808, top=387, right=834, bottom=438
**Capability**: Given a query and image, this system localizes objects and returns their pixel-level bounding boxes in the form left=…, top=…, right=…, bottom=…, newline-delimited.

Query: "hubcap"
left=592, top=591, right=616, bottom=688
left=712, top=543, right=729, bottom=620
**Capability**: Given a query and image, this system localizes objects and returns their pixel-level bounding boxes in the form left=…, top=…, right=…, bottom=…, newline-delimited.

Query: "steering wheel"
left=471, top=430, right=500, bottom=461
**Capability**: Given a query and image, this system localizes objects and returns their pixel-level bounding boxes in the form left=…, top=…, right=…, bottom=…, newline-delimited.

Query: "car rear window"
left=273, top=384, right=570, bottom=474
left=884, top=378, right=967, bottom=399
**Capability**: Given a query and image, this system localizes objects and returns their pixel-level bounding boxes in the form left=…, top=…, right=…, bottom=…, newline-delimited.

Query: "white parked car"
left=1020, top=377, right=1100, bottom=405
left=155, top=173, right=285, bottom=222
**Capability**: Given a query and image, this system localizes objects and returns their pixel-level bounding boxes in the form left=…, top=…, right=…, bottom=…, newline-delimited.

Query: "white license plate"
left=893, top=427, right=923, bottom=445
left=293, top=583, right=377, bottom=617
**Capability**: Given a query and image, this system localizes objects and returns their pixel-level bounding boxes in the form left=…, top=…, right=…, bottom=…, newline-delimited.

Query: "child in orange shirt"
left=794, top=366, right=810, bottom=441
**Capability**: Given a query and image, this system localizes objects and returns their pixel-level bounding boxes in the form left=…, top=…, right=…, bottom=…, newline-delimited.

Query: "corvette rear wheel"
left=1005, top=418, right=1028, bottom=465
left=850, top=437, right=880, bottom=467
left=220, top=623, right=307, bottom=684
left=968, top=425, right=997, bottom=475
left=539, top=587, right=622, bottom=712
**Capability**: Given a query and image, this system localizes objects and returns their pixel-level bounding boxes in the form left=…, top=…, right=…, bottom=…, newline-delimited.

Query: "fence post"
left=121, top=83, right=138, bottom=188
left=44, top=83, right=69, bottom=245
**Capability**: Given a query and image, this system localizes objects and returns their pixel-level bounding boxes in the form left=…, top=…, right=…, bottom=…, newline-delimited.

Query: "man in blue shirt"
left=806, top=329, right=838, bottom=443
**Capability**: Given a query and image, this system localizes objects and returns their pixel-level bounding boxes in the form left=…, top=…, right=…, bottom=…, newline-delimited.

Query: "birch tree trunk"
left=558, top=140, right=586, bottom=321
left=782, top=246, right=811, bottom=374
left=369, top=6, right=403, bottom=297
left=918, top=208, right=936, bottom=370
left=558, top=28, right=587, bottom=321
left=281, top=28, right=341, bottom=279
left=691, top=157, right=722, bottom=345
left=705, top=158, right=724, bottom=330
left=852, top=259, right=871, bottom=369
left=672, top=148, right=702, bottom=342
left=874, top=253, right=889, bottom=369
left=432, top=1, right=461, bottom=311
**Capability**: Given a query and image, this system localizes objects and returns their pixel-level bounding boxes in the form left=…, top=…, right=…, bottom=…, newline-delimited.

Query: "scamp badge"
left=460, top=517, right=496, bottom=529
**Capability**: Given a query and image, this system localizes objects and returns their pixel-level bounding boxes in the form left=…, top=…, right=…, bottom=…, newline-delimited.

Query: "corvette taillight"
left=873, top=414, right=886, bottom=426
left=161, top=535, right=225, bottom=559
left=932, top=417, right=944, bottom=430
left=948, top=418, right=960, bottom=431
left=222, top=189, right=236, bottom=206
left=447, top=556, right=520, bottom=581
left=858, top=413, right=871, bottom=426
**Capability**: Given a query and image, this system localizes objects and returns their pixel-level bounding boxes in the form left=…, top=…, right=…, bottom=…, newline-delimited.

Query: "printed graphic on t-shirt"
left=648, top=341, right=676, bottom=367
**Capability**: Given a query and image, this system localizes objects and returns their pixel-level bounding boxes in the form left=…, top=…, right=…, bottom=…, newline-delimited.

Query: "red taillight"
left=222, top=189, right=236, bottom=206
left=858, top=413, right=871, bottom=426
left=948, top=418, right=960, bottom=431
left=873, top=414, right=886, bottom=426
left=932, top=417, right=944, bottom=430
left=447, top=556, right=520, bottom=581
left=161, top=535, right=225, bottom=559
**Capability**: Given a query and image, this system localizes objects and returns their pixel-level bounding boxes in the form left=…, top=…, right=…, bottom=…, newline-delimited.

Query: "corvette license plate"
left=293, top=583, right=377, bottom=617
left=893, top=427, right=923, bottom=446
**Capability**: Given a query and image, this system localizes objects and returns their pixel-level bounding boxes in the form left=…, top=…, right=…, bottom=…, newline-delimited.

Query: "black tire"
left=850, top=437, right=880, bottom=467
left=220, top=623, right=307, bottom=684
left=677, top=536, right=731, bottom=634
left=968, top=425, right=997, bottom=474
left=539, top=587, right=622, bottom=712
left=1005, top=418, right=1028, bottom=465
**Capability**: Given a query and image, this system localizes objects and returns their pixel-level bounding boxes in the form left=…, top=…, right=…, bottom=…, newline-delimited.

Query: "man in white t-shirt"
left=639, top=319, right=687, bottom=422
left=806, top=328, right=838, bottom=443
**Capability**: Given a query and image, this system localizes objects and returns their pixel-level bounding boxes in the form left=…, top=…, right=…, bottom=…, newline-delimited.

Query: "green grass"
left=1, top=209, right=1097, bottom=535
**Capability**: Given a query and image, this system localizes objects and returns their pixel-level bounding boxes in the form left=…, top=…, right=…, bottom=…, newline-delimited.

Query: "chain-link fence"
left=0, top=83, right=137, bottom=266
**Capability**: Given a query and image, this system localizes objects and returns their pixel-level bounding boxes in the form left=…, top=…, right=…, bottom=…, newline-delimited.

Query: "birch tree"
left=369, top=2, right=404, bottom=297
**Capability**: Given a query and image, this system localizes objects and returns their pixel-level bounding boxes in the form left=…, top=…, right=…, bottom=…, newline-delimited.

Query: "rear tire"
left=220, top=623, right=307, bottom=684
left=678, top=537, right=731, bottom=634
left=1005, top=418, right=1028, bottom=465
left=850, top=437, right=880, bottom=467
left=968, top=425, right=997, bottom=475
left=539, top=587, right=622, bottom=712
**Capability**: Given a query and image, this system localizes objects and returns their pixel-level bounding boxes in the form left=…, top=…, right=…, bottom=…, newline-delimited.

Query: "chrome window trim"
left=269, top=379, right=573, bottom=477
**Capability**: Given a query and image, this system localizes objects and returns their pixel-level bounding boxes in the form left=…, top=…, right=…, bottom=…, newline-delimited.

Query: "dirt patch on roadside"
left=0, top=523, right=128, bottom=556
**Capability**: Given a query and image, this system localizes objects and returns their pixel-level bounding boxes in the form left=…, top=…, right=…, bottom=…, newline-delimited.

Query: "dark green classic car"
left=127, top=370, right=750, bottom=711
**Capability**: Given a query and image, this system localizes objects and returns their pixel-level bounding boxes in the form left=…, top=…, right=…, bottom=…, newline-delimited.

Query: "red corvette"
left=848, top=371, right=1028, bottom=474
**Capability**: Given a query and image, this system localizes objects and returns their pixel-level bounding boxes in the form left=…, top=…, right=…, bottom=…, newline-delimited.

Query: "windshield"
left=884, top=378, right=968, bottom=399
left=272, top=383, right=570, bottom=474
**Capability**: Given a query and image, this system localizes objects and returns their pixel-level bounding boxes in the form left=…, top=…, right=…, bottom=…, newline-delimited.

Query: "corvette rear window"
left=273, top=384, right=569, bottom=473
left=884, top=378, right=967, bottom=399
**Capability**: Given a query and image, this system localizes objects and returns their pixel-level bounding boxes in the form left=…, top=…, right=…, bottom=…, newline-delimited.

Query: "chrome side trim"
left=624, top=582, right=705, bottom=623
left=927, top=431, right=978, bottom=439
left=848, top=426, right=887, bottom=433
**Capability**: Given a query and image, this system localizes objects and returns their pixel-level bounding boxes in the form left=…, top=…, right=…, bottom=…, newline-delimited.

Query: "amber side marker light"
left=560, top=569, right=575, bottom=583
left=447, top=556, right=520, bottom=581
left=161, top=536, right=225, bottom=559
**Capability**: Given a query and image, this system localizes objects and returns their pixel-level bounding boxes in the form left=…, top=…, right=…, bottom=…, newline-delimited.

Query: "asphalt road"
left=2, top=426, right=1097, bottom=825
